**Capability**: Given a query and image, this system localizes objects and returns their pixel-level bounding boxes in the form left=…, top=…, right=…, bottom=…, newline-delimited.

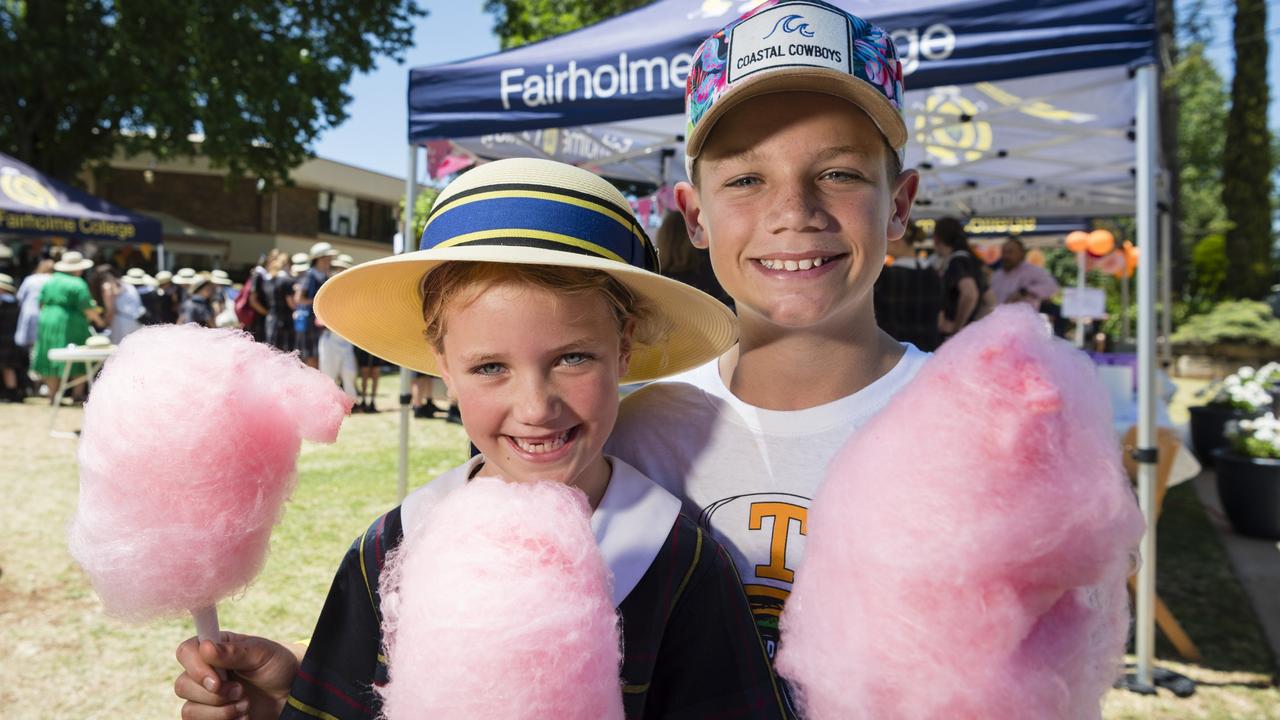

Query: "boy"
left=605, top=0, right=925, bottom=667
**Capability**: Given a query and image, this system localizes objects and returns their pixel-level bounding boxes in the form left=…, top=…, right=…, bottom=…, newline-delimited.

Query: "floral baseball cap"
left=685, top=0, right=906, bottom=168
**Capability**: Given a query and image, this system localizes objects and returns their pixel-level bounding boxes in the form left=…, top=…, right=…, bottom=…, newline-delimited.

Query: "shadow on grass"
left=1134, top=483, right=1279, bottom=678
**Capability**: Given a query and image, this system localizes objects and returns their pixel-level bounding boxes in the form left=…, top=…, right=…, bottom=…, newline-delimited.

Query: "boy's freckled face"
left=690, top=92, right=910, bottom=331
left=435, top=282, right=629, bottom=491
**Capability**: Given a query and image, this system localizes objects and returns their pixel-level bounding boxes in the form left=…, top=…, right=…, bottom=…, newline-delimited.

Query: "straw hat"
left=188, top=273, right=214, bottom=293
left=210, top=269, right=232, bottom=286
left=84, top=334, right=113, bottom=349
left=154, top=270, right=173, bottom=285
left=309, top=241, right=339, bottom=261
left=291, top=252, right=309, bottom=266
left=172, top=267, right=199, bottom=286
left=54, top=250, right=94, bottom=273
left=291, top=261, right=310, bottom=275
left=122, top=268, right=153, bottom=286
left=332, top=253, right=355, bottom=270
left=315, top=158, right=737, bottom=382
left=0, top=273, right=15, bottom=293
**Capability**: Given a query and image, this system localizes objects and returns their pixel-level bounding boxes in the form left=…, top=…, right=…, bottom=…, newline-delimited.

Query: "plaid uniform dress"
left=295, top=268, right=326, bottom=361
left=283, top=504, right=786, bottom=719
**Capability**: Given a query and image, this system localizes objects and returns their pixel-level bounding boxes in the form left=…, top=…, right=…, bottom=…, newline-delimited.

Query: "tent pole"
left=1121, top=266, right=1130, bottom=347
left=1075, top=250, right=1086, bottom=348
left=1159, top=211, right=1173, bottom=366
left=398, top=146, right=418, bottom=504
left=1132, top=62, right=1160, bottom=694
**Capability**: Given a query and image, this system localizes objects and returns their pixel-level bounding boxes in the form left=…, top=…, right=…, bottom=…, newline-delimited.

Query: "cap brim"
left=315, top=247, right=738, bottom=383
left=686, top=68, right=906, bottom=162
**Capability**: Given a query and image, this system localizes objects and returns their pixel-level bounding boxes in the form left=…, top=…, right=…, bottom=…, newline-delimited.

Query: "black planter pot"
left=1189, top=404, right=1259, bottom=464
left=1212, top=448, right=1280, bottom=540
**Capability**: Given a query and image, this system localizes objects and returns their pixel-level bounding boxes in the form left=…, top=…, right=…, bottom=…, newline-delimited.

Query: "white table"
left=46, top=344, right=114, bottom=438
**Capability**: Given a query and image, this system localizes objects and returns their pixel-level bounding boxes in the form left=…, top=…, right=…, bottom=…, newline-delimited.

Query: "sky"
left=312, top=0, right=1280, bottom=181
left=311, top=0, right=499, bottom=180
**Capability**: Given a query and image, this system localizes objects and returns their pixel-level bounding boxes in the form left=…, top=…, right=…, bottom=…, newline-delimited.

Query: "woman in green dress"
left=32, top=251, right=101, bottom=400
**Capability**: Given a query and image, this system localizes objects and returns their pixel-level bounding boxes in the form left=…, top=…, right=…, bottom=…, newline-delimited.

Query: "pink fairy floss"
left=68, top=324, right=352, bottom=621
left=378, top=477, right=624, bottom=720
left=776, top=305, right=1145, bottom=720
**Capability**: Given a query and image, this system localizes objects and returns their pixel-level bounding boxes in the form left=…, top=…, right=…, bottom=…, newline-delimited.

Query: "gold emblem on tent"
left=913, top=87, right=993, bottom=165
left=0, top=168, right=59, bottom=211
left=541, top=128, right=559, bottom=156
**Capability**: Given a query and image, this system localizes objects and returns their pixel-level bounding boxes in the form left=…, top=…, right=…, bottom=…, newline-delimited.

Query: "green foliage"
left=0, top=1, right=425, bottom=184
left=1189, top=234, right=1228, bottom=304
left=1170, top=43, right=1231, bottom=254
left=1221, top=0, right=1275, bottom=298
left=1170, top=300, right=1280, bottom=347
left=399, top=185, right=440, bottom=249
left=483, top=0, right=650, bottom=49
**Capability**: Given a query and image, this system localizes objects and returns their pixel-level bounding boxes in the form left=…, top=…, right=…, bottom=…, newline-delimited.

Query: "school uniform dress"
left=283, top=456, right=786, bottom=720
left=179, top=296, right=214, bottom=328
left=265, top=272, right=296, bottom=353
left=31, top=271, right=95, bottom=378
left=295, top=267, right=326, bottom=361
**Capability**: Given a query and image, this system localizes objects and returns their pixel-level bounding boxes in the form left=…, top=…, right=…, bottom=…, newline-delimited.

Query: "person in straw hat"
left=31, top=250, right=102, bottom=400
left=0, top=272, right=24, bottom=401
left=177, top=274, right=217, bottom=328
left=174, top=158, right=785, bottom=719
left=93, top=264, right=145, bottom=343
left=316, top=252, right=358, bottom=400
left=142, top=270, right=178, bottom=325
left=291, top=242, right=338, bottom=367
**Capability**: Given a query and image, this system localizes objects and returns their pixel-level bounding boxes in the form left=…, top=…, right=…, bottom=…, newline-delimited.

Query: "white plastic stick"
left=192, top=605, right=227, bottom=681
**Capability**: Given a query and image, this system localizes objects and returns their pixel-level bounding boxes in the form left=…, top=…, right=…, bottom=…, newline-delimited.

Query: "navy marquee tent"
left=0, top=151, right=161, bottom=245
left=400, top=0, right=1170, bottom=692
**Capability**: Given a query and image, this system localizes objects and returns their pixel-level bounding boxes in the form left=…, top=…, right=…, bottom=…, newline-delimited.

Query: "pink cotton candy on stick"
left=68, top=325, right=352, bottom=640
left=378, top=477, right=624, bottom=720
left=776, top=305, right=1146, bottom=720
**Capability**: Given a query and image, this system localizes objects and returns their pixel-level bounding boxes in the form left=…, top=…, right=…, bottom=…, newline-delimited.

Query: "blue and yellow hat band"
left=420, top=182, right=658, bottom=273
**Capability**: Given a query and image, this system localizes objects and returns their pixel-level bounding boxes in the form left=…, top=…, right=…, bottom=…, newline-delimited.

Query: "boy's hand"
left=174, top=632, right=300, bottom=720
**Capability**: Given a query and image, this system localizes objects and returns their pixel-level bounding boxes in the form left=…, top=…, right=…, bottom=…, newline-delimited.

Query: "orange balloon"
left=1087, top=229, right=1115, bottom=256
left=1122, top=241, right=1139, bottom=278
left=1065, top=230, right=1090, bottom=253
left=1026, top=248, right=1046, bottom=267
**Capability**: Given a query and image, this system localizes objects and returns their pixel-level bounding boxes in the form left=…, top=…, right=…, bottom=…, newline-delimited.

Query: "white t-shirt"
left=606, top=343, right=929, bottom=658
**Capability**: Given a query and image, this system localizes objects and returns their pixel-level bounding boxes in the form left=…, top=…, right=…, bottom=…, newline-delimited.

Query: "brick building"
left=91, top=151, right=403, bottom=274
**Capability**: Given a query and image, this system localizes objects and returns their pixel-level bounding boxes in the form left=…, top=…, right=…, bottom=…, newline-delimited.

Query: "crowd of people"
left=873, top=218, right=1061, bottom=352
left=0, top=242, right=416, bottom=415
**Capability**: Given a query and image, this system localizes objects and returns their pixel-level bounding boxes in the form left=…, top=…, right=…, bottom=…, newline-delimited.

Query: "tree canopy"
left=1, top=0, right=424, bottom=185
left=483, top=0, right=649, bottom=49
left=1222, top=0, right=1275, bottom=298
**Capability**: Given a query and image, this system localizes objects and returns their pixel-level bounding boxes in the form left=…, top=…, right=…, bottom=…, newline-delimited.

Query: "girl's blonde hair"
left=419, top=262, right=669, bottom=352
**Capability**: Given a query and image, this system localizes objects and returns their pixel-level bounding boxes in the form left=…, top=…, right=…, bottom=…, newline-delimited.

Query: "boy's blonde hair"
left=419, top=262, right=669, bottom=353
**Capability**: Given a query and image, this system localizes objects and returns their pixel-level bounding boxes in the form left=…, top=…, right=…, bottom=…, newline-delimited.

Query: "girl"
left=174, top=159, right=785, bottom=720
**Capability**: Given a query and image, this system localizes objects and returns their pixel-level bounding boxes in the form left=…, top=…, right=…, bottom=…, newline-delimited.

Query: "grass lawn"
left=2, top=374, right=1276, bottom=718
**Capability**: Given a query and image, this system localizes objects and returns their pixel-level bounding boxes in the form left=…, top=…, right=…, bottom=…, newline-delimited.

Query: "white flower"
left=1258, top=362, right=1280, bottom=383
left=1238, top=366, right=1256, bottom=380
